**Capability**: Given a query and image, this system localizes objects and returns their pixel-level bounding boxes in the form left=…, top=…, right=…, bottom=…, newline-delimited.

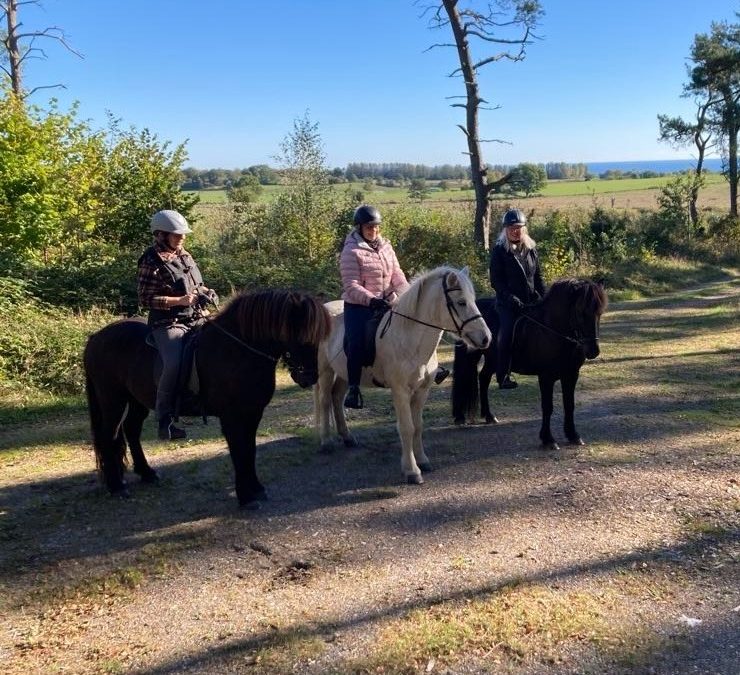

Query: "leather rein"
left=380, top=274, right=483, bottom=338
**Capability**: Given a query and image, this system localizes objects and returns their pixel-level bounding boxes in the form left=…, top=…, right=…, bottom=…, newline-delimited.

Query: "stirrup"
left=434, top=366, right=450, bottom=385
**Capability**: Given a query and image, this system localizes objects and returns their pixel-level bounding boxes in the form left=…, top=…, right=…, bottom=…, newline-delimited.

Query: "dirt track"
left=1, top=276, right=738, bottom=674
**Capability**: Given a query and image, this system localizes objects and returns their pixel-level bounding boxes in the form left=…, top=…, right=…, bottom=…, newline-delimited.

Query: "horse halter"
left=382, top=273, right=483, bottom=337
left=516, top=309, right=599, bottom=348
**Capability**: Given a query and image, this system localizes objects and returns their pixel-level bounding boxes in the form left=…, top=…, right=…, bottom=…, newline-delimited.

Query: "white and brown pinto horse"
left=314, top=266, right=491, bottom=484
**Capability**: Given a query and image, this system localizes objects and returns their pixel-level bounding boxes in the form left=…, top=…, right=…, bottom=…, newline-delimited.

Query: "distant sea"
left=585, top=158, right=723, bottom=175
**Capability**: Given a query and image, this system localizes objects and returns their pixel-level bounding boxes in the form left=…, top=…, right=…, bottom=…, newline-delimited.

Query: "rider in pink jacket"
left=340, top=217, right=409, bottom=306
left=340, top=205, right=448, bottom=409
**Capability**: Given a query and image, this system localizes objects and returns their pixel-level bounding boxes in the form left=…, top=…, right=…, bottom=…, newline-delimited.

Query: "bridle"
left=514, top=308, right=600, bottom=348
left=381, top=274, right=483, bottom=338
left=209, top=319, right=311, bottom=375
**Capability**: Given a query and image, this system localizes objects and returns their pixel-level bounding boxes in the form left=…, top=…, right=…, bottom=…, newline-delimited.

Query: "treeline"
left=344, top=163, right=470, bottom=181
left=180, top=161, right=593, bottom=189
left=181, top=165, right=280, bottom=189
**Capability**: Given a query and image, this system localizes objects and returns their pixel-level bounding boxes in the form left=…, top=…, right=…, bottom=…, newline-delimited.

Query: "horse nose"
left=467, top=327, right=491, bottom=350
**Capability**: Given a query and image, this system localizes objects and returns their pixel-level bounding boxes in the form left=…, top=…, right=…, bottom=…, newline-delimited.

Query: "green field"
left=187, top=172, right=726, bottom=206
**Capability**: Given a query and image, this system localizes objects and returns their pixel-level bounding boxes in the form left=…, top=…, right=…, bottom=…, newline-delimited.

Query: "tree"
left=0, top=92, right=105, bottom=262
left=270, top=112, right=341, bottom=265
left=423, top=0, right=543, bottom=249
left=100, top=117, right=197, bottom=248
left=657, top=171, right=705, bottom=240
left=408, top=177, right=430, bottom=202
left=227, top=173, right=262, bottom=205
left=686, top=19, right=740, bottom=217
left=657, top=102, right=716, bottom=228
left=509, top=162, right=546, bottom=196
left=1, top=0, right=82, bottom=99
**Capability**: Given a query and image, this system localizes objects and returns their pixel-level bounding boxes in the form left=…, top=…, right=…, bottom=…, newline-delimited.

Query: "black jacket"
left=489, top=241, right=546, bottom=309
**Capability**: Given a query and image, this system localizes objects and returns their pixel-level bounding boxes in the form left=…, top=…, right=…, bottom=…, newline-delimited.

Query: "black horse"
left=452, top=278, right=607, bottom=449
left=84, top=289, right=331, bottom=508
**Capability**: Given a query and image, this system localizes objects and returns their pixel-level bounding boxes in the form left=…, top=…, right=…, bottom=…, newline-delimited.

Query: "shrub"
left=0, top=277, right=113, bottom=394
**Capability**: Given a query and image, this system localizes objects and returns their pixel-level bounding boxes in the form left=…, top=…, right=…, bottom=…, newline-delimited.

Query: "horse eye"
left=457, top=299, right=467, bottom=307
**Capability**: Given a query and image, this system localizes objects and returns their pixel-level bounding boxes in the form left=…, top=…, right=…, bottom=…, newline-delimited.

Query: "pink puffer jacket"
left=340, top=230, right=410, bottom=306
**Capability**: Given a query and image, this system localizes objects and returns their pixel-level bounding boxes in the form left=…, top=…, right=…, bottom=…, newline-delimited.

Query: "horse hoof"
left=568, top=437, right=585, bottom=446
left=453, top=417, right=466, bottom=426
left=543, top=441, right=561, bottom=451
left=110, top=486, right=130, bottom=500
left=484, top=415, right=499, bottom=424
left=343, top=436, right=358, bottom=448
left=406, top=474, right=424, bottom=485
left=139, top=469, right=160, bottom=484
left=318, top=442, right=335, bottom=455
left=418, top=462, right=433, bottom=473
left=239, top=500, right=261, bottom=511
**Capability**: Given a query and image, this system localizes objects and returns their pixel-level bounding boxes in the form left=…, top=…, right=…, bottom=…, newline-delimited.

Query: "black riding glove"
left=369, top=297, right=391, bottom=313
left=510, top=296, right=525, bottom=310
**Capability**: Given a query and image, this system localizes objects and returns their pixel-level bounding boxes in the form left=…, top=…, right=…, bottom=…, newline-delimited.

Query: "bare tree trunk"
left=443, top=0, right=491, bottom=249
left=728, top=120, right=738, bottom=218
left=4, top=0, right=23, bottom=96
left=1, top=0, right=82, bottom=99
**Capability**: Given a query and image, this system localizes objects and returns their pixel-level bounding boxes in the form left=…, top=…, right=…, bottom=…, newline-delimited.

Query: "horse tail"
left=451, top=341, right=480, bottom=422
left=84, top=342, right=128, bottom=491
left=85, top=372, right=106, bottom=477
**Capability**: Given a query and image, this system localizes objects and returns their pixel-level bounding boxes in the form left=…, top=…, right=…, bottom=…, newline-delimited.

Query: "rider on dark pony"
left=489, top=208, right=547, bottom=389
left=137, top=210, right=218, bottom=440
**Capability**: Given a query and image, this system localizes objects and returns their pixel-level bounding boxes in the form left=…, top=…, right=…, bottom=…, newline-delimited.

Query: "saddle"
left=343, top=308, right=389, bottom=387
left=146, top=327, right=206, bottom=420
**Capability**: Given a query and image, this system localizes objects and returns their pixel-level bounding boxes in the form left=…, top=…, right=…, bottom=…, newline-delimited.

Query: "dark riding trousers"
left=343, top=302, right=374, bottom=386
left=138, top=247, right=205, bottom=421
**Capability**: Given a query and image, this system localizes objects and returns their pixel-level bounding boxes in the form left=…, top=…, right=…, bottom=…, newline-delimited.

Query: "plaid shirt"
left=137, top=242, right=200, bottom=311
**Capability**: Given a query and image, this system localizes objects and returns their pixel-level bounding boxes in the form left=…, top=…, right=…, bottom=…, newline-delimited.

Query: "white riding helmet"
left=150, top=209, right=192, bottom=234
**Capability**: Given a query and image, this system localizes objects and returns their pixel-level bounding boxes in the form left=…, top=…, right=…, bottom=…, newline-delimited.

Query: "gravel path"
left=1, top=278, right=738, bottom=674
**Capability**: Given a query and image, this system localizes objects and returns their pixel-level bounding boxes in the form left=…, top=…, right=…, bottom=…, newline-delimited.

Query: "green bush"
left=381, top=205, right=489, bottom=292
left=0, top=277, right=113, bottom=395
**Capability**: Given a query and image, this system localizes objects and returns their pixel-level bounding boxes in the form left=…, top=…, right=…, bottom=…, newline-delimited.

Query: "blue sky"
left=17, top=0, right=739, bottom=169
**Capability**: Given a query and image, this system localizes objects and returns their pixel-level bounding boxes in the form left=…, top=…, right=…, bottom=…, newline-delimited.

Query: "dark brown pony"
left=84, top=289, right=331, bottom=508
left=452, top=279, right=607, bottom=449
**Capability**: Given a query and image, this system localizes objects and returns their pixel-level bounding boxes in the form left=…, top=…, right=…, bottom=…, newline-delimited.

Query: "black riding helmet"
left=354, top=204, right=382, bottom=227
left=502, top=208, right=526, bottom=227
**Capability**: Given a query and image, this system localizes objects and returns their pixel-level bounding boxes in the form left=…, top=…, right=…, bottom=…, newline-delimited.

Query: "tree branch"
left=26, top=82, right=66, bottom=96
left=423, top=41, right=458, bottom=52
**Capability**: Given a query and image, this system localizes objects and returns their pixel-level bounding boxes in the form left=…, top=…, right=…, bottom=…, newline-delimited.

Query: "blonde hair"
left=496, top=225, right=536, bottom=252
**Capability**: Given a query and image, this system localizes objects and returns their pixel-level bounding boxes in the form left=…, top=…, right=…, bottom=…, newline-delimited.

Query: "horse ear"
left=460, top=266, right=470, bottom=277
left=447, top=270, right=460, bottom=287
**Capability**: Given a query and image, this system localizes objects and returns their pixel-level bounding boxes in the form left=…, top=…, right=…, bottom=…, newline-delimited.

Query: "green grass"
left=541, top=173, right=724, bottom=197
left=186, top=173, right=727, bottom=206
left=345, top=582, right=618, bottom=672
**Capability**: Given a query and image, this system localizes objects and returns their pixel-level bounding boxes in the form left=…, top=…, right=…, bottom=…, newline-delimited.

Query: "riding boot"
left=498, top=374, right=518, bottom=389
left=344, top=385, right=364, bottom=409
left=158, top=416, right=187, bottom=441
left=434, top=366, right=450, bottom=385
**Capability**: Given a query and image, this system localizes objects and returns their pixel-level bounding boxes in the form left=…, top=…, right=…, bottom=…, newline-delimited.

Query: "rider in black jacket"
left=489, top=209, right=546, bottom=389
